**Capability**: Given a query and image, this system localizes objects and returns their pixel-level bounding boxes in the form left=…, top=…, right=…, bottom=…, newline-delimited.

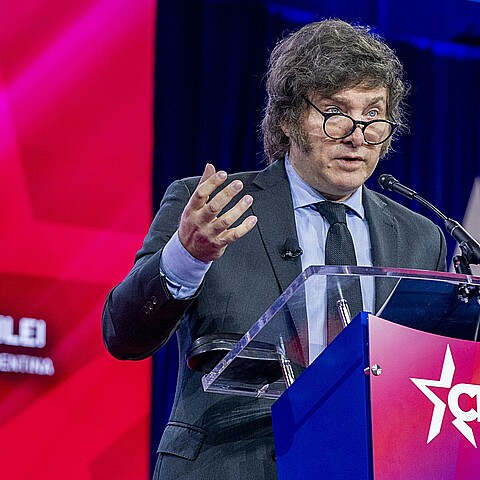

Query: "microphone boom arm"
left=378, top=174, right=480, bottom=272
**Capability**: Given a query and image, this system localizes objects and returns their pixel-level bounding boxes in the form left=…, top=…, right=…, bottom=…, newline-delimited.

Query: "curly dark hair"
left=261, top=19, right=409, bottom=162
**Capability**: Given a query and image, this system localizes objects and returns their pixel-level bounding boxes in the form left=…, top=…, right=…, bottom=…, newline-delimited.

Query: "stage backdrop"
left=0, top=1, right=155, bottom=478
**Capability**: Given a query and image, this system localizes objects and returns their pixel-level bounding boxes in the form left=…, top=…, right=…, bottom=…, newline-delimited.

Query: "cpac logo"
left=411, top=345, right=480, bottom=448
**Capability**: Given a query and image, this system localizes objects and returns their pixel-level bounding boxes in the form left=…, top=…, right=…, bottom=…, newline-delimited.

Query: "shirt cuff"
left=160, top=231, right=212, bottom=295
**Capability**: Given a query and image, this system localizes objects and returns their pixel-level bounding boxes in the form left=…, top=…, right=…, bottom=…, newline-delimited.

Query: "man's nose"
left=343, top=124, right=364, bottom=147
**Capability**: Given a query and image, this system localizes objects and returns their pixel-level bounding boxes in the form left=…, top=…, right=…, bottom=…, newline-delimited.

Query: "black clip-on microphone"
left=281, top=238, right=303, bottom=260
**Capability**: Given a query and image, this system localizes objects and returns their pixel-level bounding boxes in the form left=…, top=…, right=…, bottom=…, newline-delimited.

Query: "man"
left=103, top=20, right=446, bottom=479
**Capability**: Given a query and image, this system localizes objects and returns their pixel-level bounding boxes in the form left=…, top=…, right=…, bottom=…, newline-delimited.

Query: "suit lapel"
left=250, top=161, right=308, bottom=364
left=363, top=187, right=399, bottom=267
left=251, top=161, right=302, bottom=292
left=363, top=187, right=401, bottom=311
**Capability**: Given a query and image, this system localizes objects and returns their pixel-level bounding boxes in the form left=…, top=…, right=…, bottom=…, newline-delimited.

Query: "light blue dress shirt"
left=285, top=158, right=374, bottom=360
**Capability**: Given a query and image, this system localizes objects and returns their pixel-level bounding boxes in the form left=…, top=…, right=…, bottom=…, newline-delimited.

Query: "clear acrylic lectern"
left=198, top=266, right=480, bottom=399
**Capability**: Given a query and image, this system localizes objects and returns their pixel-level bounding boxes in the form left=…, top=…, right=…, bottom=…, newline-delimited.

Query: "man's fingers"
left=211, top=195, right=253, bottom=234
left=220, top=215, right=258, bottom=245
left=200, top=180, right=244, bottom=221
left=189, top=170, right=228, bottom=210
left=179, top=165, right=257, bottom=261
left=198, top=163, right=216, bottom=185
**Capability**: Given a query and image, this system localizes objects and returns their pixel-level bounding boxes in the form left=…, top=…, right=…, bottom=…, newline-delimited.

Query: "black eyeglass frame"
left=302, top=96, right=397, bottom=146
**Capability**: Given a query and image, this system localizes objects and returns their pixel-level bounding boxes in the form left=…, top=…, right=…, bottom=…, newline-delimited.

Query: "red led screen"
left=0, top=1, right=155, bottom=478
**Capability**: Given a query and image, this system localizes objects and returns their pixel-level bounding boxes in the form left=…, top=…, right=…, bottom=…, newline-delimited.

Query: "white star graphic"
left=410, top=344, right=478, bottom=448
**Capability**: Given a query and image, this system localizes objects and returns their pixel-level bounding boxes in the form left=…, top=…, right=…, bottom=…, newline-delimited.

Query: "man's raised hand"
left=178, top=164, right=258, bottom=262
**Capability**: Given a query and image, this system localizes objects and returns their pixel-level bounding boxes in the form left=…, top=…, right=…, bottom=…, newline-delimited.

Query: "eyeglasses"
left=303, top=96, right=397, bottom=145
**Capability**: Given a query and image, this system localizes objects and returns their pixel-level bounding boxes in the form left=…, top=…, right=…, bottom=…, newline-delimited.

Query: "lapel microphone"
left=281, top=238, right=303, bottom=259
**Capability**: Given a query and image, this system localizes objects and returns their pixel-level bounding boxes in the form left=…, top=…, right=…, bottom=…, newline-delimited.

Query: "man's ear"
left=281, top=123, right=291, bottom=138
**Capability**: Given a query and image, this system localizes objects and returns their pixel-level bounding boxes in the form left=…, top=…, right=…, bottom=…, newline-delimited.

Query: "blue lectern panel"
left=271, top=312, right=372, bottom=480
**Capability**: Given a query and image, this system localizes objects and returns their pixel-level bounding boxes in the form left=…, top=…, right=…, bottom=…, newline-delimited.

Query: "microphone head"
left=378, top=174, right=397, bottom=191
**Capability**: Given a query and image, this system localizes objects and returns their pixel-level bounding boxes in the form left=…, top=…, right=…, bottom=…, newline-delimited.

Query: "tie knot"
left=314, top=201, right=348, bottom=225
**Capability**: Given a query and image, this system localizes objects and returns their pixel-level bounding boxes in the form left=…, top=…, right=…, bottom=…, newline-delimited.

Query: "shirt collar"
left=285, top=155, right=365, bottom=219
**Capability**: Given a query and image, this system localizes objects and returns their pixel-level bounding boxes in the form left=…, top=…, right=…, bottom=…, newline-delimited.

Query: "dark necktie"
left=314, top=202, right=363, bottom=343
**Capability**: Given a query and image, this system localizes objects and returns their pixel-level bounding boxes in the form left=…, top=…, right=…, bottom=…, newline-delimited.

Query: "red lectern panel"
left=369, top=315, right=480, bottom=479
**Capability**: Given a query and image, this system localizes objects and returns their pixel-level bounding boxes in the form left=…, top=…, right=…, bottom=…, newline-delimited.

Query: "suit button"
left=147, top=301, right=154, bottom=311
left=142, top=306, right=150, bottom=315
left=151, top=296, right=158, bottom=306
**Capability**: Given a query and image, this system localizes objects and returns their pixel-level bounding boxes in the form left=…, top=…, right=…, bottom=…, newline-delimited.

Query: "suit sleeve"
left=102, top=178, right=200, bottom=360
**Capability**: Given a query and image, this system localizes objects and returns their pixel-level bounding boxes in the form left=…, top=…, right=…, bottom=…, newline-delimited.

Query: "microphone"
left=378, top=174, right=417, bottom=199
left=281, top=238, right=303, bottom=259
left=378, top=174, right=480, bottom=270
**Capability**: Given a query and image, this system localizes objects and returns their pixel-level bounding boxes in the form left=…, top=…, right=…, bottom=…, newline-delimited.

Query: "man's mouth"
left=336, top=156, right=364, bottom=162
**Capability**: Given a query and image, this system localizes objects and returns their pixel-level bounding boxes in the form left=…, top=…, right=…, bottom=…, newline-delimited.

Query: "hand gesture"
left=178, top=164, right=257, bottom=262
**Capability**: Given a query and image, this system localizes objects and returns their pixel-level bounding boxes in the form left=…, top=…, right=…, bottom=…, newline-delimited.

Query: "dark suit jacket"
left=102, top=160, right=446, bottom=480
